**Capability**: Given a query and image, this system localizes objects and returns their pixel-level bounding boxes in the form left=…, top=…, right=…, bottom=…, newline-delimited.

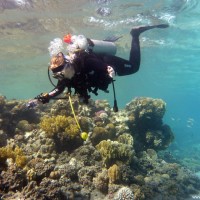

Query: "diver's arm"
left=36, top=80, right=66, bottom=104
left=48, top=82, right=65, bottom=98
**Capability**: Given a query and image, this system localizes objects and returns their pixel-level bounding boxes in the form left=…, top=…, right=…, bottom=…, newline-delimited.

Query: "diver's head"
left=50, top=52, right=75, bottom=80
left=50, top=52, right=65, bottom=71
left=50, top=52, right=65, bottom=79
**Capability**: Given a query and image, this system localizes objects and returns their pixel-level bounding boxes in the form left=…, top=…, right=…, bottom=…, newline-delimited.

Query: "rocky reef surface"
left=0, top=95, right=199, bottom=200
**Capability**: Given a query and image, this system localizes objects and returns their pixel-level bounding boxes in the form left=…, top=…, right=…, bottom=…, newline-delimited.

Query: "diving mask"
left=52, top=70, right=65, bottom=79
left=51, top=62, right=75, bottom=80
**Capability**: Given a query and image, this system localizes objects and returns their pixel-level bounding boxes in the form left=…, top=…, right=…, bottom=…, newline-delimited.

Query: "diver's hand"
left=35, top=93, right=50, bottom=104
left=107, top=66, right=115, bottom=78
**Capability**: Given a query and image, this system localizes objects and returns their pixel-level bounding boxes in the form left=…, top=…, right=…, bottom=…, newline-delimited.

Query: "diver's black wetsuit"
left=101, top=33, right=141, bottom=76
left=48, top=52, right=113, bottom=102
left=102, top=24, right=169, bottom=76
left=37, top=24, right=169, bottom=103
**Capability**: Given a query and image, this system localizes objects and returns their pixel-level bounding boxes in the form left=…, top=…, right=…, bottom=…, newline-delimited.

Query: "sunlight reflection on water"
left=0, top=0, right=199, bottom=99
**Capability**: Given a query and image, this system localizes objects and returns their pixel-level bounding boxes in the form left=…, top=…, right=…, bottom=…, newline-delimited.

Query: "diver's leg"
left=102, top=24, right=169, bottom=76
left=129, top=24, right=169, bottom=73
left=130, top=24, right=169, bottom=36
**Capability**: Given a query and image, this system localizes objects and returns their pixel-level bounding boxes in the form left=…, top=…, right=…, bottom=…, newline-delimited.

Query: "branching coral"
left=0, top=145, right=27, bottom=168
left=40, top=115, right=79, bottom=139
left=40, top=115, right=83, bottom=152
left=96, top=140, right=134, bottom=167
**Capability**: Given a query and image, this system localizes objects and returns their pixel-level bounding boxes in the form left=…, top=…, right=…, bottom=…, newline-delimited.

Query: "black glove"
left=35, top=93, right=49, bottom=104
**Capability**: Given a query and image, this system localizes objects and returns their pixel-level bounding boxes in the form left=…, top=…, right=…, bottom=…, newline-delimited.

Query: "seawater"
left=0, top=0, right=200, bottom=168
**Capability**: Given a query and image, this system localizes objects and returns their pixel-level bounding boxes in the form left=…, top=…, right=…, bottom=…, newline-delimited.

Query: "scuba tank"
left=88, top=39, right=117, bottom=56
left=63, top=34, right=118, bottom=56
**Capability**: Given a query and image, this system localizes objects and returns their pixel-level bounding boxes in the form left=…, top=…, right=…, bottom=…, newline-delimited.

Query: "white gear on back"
left=71, top=35, right=77, bottom=43
left=67, top=43, right=79, bottom=53
left=48, top=38, right=64, bottom=57
left=48, top=34, right=117, bottom=60
left=67, top=35, right=88, bottom=53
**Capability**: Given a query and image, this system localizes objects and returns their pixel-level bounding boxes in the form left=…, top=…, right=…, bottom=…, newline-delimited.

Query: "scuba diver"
left=28, top=24, right=169, bottom=110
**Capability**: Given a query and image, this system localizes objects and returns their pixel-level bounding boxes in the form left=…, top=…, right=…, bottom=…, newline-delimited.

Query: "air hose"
left=111, top=80, right=118, bottom=112
left=68, top=95, right=88, bottom=141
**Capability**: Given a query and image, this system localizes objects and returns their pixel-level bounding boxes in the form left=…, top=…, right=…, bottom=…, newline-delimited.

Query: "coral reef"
left=40, top=115, right=83, bottom=152
left=90, top=124, right=116, bottom=146
left=125, top=97, right=174, bottom=151
left=0, top=145, right=27, bottom=169
left=93, top=169, right=109, bottom=193
left=96, top=140, right=134, bottom=167
left=117, top=133, right=134, bottom=146
left=0, top=130, right=7, bottom=147
left=114, top=186, right=134, bottom=200
left=40, top=115, right=80, bottom=139
left=0, top=164, right=27, bottom=194
left=16, top=120, right=34, bottom=132
left=0, top=96, right=199, bottom=200
left=108, top=164, right=121, bottom=184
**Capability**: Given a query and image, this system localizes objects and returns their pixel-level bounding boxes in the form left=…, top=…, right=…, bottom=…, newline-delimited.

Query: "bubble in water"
left=48, top=38, right=64, bottom=57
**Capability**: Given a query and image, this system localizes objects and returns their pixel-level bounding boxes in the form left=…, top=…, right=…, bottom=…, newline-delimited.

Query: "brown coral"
left=40, top=115, right=73, bottom=137
left=0, top=145, right=27, bottom=169
left=90, top=124, right=116, bottom=146
left=40, top=115, right=82, bottom=151
left=108, top=164, right=121, bottom=184
left=96, top=140, right=134, bottom=167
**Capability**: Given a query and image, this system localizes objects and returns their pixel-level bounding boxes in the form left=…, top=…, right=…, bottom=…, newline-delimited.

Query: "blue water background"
left=0, top=0, right=200, bottom=156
